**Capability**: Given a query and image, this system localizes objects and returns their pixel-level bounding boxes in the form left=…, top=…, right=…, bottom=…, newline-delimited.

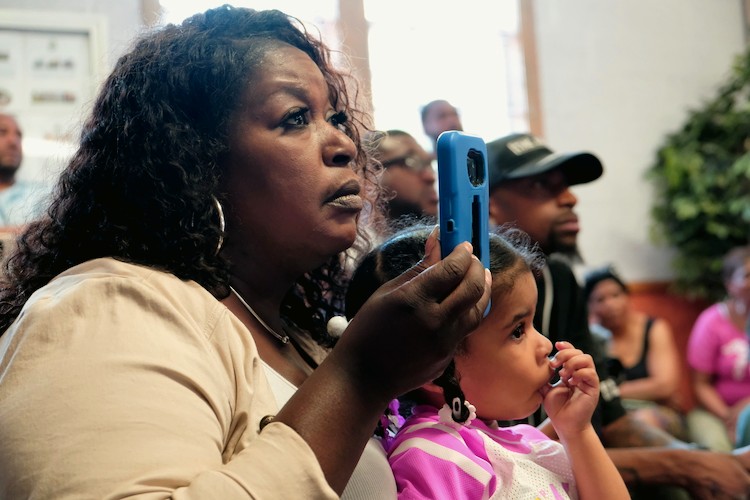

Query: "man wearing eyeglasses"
left=486, top=132, right=750, bottom=499
left=369, top=129, right=438, bottom=222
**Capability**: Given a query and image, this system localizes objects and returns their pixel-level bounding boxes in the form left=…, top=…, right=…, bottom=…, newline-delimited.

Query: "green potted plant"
left=648, top=47, right=750, bottom=301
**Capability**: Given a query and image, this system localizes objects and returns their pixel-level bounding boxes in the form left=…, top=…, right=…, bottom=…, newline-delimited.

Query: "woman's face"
left=454, top=271, right=554, bottom=421
left=588, top=279, right=629, bottom=330
left=222, top=44, right=362, bottom=272
left=727, top=259, right=750, bottom=304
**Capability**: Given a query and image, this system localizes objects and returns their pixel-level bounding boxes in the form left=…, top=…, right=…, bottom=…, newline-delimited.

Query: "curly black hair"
left=0, top=5, right=382, bottom=342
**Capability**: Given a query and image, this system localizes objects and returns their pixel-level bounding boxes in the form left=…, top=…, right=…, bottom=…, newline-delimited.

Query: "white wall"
left=1, top=0, right=142, bottom=65
left=0, top=0, right=143, bottom=183
left=533, top=0, right=747, bottom=282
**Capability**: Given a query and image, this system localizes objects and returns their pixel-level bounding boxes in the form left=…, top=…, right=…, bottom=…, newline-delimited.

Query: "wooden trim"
left=337, top=0, right=374, bottom=128
left=519, top=0, right=544, bottom=136
left=627, top=280, right=672, bottom=295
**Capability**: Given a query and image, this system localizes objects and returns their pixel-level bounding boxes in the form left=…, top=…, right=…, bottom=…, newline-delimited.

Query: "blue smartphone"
left=437, top=131, right=490, bottom=315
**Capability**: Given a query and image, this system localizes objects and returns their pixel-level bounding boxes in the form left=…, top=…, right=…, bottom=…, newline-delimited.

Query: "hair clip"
left=378, top=398, right=406, bottom=444
left=438, top=399, right=476, bottom=427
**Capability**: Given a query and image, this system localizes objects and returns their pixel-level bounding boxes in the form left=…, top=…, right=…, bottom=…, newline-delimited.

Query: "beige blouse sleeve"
left=0, top=260, right=337, bottom=499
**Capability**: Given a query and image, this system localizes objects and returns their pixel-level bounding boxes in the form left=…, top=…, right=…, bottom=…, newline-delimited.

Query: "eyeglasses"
left=381, top=155, right=433, bottom=173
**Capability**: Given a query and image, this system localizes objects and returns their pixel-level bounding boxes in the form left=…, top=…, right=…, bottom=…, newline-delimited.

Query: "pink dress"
left=688, top=303, right=750, bottom=406
left=387, top=405, right=576, bottom=499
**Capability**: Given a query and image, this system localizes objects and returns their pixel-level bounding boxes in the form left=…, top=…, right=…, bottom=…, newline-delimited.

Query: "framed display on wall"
left=0, top=9, right=108, bottom=180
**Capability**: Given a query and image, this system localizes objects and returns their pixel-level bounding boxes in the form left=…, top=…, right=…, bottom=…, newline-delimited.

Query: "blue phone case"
left=437, top=131, right=490, bottom=315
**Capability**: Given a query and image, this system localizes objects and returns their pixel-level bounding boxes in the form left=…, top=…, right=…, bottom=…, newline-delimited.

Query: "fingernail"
left=548, top=356, right=562, bottom=385
left=424, top=226, right=439, bottom=258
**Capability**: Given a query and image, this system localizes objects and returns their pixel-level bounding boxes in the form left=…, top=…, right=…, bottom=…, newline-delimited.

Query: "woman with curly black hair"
left=0, top=6, right=490, bottom=498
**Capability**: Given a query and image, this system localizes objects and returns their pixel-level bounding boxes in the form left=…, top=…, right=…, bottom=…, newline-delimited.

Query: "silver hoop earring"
left=212, top=195, right=225, bottom=255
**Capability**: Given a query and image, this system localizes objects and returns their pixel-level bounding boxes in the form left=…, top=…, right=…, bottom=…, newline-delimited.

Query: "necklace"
left=229, top=286, right=289, bottom=344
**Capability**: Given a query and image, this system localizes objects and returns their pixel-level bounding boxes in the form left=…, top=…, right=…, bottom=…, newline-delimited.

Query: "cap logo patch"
left=507, top=136, right=545, bottom=156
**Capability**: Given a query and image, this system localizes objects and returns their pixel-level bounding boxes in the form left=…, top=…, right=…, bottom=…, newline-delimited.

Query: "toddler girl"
left=345, top=225, right=628, bottom=499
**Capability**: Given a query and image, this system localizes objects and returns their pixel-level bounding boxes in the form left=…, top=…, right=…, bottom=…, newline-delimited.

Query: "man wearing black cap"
left=486, top=132, right=750, bottom=499
left=487, top=133, right=602, bottom=258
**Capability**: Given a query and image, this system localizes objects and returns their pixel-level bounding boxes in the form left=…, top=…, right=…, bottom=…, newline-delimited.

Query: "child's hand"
left=540, top=341, right=599, bottom=439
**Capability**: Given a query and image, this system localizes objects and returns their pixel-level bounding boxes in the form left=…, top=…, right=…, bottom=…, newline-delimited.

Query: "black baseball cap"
left=486, top=133, right=603, bottom=192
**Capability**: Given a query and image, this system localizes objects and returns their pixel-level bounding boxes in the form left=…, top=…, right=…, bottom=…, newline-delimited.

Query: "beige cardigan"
left=0, top=258, right=337, bottom=499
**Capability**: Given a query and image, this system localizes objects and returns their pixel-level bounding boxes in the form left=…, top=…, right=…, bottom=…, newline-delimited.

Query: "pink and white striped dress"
left=387, top=405, right=577, bottom=500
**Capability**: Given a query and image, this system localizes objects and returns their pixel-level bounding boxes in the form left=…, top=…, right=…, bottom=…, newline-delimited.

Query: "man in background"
left=420, top=99, right=463, bottom=156
left=0, top=113, right=49, bottom=232
left=486, top=132, right=750, bottom=499
left=367, top=129, right=438, bottom=225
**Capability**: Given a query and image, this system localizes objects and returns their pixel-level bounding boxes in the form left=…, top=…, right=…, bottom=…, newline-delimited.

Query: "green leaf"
left=648, top=48, right=750, bottom=301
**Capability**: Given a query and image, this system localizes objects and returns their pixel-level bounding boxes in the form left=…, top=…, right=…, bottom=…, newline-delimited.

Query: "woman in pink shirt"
left=688, top=245, right=750, bottom=451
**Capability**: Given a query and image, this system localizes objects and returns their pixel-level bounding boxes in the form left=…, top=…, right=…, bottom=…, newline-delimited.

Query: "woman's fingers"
left=378, top=241, right=491, bottom=337
left=383, top=240, right=472, bottom=296
left=337, top=240, right=491, bottom=398
left=415, top=243, right=488, bottom=305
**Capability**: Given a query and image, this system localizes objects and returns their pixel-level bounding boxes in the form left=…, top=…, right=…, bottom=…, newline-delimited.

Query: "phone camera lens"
left=466, top=149, right=485, bottom=186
